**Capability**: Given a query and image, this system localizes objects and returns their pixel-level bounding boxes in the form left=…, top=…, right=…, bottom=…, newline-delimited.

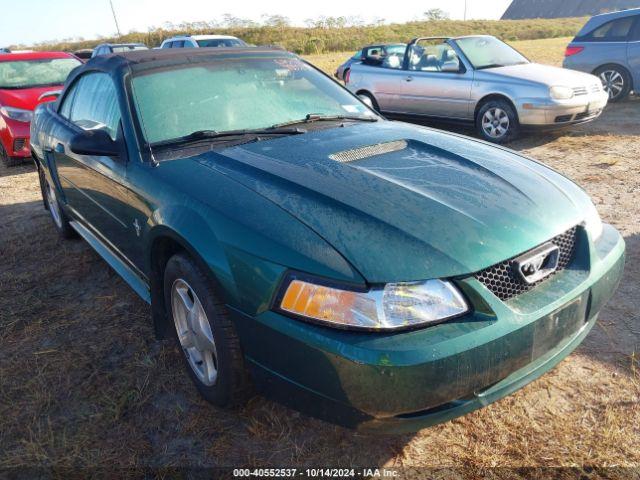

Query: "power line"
left=109, top=0, right=122, bottom=37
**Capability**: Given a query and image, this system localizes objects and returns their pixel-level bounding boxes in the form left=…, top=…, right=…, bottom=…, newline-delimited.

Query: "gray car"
left=347, top=35, right=608, bottom=143
left=563, top=8, right=640, bottom=102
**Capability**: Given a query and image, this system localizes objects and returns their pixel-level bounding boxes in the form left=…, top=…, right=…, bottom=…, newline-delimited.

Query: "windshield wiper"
left=271, top=113, right=379, bottom=129
left=151, top=127, right=306, bottom=148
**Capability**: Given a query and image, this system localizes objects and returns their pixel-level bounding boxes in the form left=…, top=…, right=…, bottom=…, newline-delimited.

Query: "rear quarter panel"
left=563, top=42, right=630, bottom=74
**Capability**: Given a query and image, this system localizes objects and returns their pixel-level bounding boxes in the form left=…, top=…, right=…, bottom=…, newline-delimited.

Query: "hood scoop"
left=329, top=140, right=407, bottom=163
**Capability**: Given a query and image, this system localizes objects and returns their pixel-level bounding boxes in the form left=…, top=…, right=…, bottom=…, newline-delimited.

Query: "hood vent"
left=329, top=140, right=408, bottom=163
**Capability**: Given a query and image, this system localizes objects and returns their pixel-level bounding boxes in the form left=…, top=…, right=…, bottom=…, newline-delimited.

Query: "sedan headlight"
left=550, top=86, right=574, bottom=100
left=584, top=201, right=603, bottom=242
left=276, top=275, right=469, bottom=331
left=0, top=106, right=33, bottom=123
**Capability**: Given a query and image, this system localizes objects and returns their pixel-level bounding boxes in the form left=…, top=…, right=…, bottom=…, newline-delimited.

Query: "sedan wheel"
left=171, top=278, right=218, bottom=386
left=481, top=107, right=510, bottom=140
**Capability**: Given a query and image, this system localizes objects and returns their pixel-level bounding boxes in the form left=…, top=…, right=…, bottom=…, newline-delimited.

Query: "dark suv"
left=563, top=8, right=640, bottom=101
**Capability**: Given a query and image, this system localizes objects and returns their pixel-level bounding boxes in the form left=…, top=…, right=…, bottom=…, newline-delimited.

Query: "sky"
left=0, top=0, right=513, bottom=47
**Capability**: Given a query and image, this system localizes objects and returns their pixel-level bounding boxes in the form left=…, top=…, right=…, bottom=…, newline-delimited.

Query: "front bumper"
left=0, top=116, right=31, bottom=157
left=517, top=91, right=609, bottom=127
left=232, top=225, right=625, bottom=433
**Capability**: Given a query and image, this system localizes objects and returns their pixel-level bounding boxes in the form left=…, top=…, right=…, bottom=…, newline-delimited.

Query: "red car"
left=0, top=52, right=81, bottom=167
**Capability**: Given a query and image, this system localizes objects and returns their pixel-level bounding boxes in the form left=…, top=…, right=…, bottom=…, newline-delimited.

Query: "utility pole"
left=463, top=0, right=468, bottom=21
left=109, top=0, right=122, bottom=37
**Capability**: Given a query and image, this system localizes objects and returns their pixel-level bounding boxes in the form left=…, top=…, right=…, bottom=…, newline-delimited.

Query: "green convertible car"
left=30, top=48, right=625, bottom=433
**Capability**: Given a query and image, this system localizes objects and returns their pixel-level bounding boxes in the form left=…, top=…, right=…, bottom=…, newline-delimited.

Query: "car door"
left=52, top=72, right=142, bottom=269
left=628, top=15, right=640, bottom=88
left=398, top=41, right=474, bottom=119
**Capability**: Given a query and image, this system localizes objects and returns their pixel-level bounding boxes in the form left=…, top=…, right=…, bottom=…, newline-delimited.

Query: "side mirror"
left=441, top=60, right=462, bottom=73
left=70, top=129, right=120, bottom=157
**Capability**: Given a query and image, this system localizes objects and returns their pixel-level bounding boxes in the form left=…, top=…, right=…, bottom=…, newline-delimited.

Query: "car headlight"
left=0, top=106, right=33, bottom=123
left=584, top=201, right=603, bottom=242
left=276, top=275, right=469, bottom=331
left=550, top=86, right=574, bottom=100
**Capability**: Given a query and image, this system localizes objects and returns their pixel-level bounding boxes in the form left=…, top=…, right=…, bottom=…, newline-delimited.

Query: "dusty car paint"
left=30, top=48, right=625, bottom=431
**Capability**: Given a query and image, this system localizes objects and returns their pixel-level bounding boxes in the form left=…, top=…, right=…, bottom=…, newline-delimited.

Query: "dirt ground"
left=1, top=58, right=639, bottom=478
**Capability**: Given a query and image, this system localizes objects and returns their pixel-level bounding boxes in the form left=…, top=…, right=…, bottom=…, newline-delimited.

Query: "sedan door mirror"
left=441, top=60, right=462, bottom=73
left=70, top=129, right=120, bottom=157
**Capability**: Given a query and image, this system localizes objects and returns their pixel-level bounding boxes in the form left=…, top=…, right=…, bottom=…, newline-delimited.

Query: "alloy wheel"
left=46, top=182, right=63, bottom=229
left=482, top=107, right=510, bottom=139
left=599, top=70, right=625, bottom=100
left=171, top=278, right=218, bottom=386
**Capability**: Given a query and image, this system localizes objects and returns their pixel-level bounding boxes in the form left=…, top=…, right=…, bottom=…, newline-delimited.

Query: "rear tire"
left=43, top=178, right=76, bottom=239
left=476, top=99, right=520, bottom=144
left=595, top=65, right=632, bottom=102
left=357, top=91, right=379, bottom=112
left=164, top=253, right=253, bottom=408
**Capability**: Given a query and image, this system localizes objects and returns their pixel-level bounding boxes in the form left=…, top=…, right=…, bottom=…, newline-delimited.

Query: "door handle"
left=405, top=76, right=413, bottom=82
left=54, top=143, right=65, bottom=154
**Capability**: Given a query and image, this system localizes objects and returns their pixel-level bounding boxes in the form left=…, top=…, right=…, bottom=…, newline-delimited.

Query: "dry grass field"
left=1, top=37, right=639, bottom=477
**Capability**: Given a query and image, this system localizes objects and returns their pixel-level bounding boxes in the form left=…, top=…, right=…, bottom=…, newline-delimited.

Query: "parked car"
left=160, top=35, right=246, bottom=49
left=0, top=51, right=81, bottom=167
left=91, top=43, right=148, bottom=57
left=31, top=48, right=624, bottom=432
left=73, top=49, right=94, bottom=62
left=563, top=8, right=640, bottom=102
left=335, top=44, right=406, bottom=81
left=346, top=35, right=609, bottom=143
left=0, top=48, right=10, bottom=54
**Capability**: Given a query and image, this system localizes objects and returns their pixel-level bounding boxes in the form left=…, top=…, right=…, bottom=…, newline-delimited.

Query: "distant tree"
left=261, top=14, right=290, bottom=28
left=424, top=8, right=450, bottom=20
left=221, top=14, right=256, bottom=28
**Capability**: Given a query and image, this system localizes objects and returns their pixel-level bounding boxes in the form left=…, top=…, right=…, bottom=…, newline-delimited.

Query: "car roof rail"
left=408, top=36, right=452, bottom=46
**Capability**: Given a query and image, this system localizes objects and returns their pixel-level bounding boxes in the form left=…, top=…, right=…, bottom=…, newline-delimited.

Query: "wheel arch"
left=355, top=89, right=380, bottom=110
left=473, top=94, right=519, bottom=126
left=593, top=63, right=634, bottom=90
left=148, top=226, right=232, bottom=339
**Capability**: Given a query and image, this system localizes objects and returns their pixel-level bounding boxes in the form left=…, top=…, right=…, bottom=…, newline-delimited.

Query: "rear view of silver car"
left=346, top=36, right=609, bottom=143
left=563, top=8, right=640, bottom=102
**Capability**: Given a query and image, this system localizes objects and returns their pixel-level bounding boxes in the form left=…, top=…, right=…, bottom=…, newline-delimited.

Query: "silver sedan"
left=346, top=35, right=609, bottom=143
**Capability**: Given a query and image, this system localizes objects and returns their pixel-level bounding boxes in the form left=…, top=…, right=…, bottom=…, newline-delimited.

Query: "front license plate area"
left=531, top=293, right=588, bottom=360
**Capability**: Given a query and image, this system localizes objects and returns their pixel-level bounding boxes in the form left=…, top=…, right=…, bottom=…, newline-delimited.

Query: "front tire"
left=595, top=65, right=631, bottom=102
left=476, top=99, right=520, bottom=144
left=0, top=144, right=22, bottom=167
left=164, top=253, right=252, bottom=408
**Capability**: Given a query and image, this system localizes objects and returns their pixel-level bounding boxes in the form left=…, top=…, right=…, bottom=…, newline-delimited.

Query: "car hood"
left=0, top=85, right=62, bottom=111
left=485, top=63, right=599, bottom=87
left=195, top=122, right=592, bottom=283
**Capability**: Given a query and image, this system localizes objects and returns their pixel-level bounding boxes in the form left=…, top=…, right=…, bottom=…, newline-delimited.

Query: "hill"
left=27, top=17, right=588, bottom=55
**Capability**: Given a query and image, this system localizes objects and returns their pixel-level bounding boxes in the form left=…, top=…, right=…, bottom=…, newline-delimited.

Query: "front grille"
left=13, top=138, right=26, bottom=152
left=554, top=114, right=573, bottom=123
left=572, top=86, right=588, bottom=96
left=575, top=111, right=591, bottom=121
left=590, top=83, right=602, bottom=93
left=474, top=226, right=578, bottom=301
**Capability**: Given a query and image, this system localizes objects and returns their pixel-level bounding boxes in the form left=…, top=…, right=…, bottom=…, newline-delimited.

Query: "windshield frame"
left=128, top=54, right=381, bottom=152
left=452, top=36, right=530, bottom=70
left=0, top=57, right=82, bottom=90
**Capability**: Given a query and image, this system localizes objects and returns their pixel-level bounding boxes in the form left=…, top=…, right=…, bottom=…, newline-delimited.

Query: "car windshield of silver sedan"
left=131, top=56, right=377, bottom=145
left=0, top=58, right=81, bottom=89
left=455, top=36, right=529, bottom=70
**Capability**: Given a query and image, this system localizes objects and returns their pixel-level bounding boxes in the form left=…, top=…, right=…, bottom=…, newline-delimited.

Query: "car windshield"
left=455, top=36, right=529, bottom=70
left=0, top=58, right=81, bottom=89
left=196, top=39, right=244, bottom=47
left=131, top=56, right=374, bottom=144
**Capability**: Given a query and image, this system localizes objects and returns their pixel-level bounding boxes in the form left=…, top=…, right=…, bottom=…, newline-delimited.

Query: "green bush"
left=28, top=17, right=587, bottom=54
